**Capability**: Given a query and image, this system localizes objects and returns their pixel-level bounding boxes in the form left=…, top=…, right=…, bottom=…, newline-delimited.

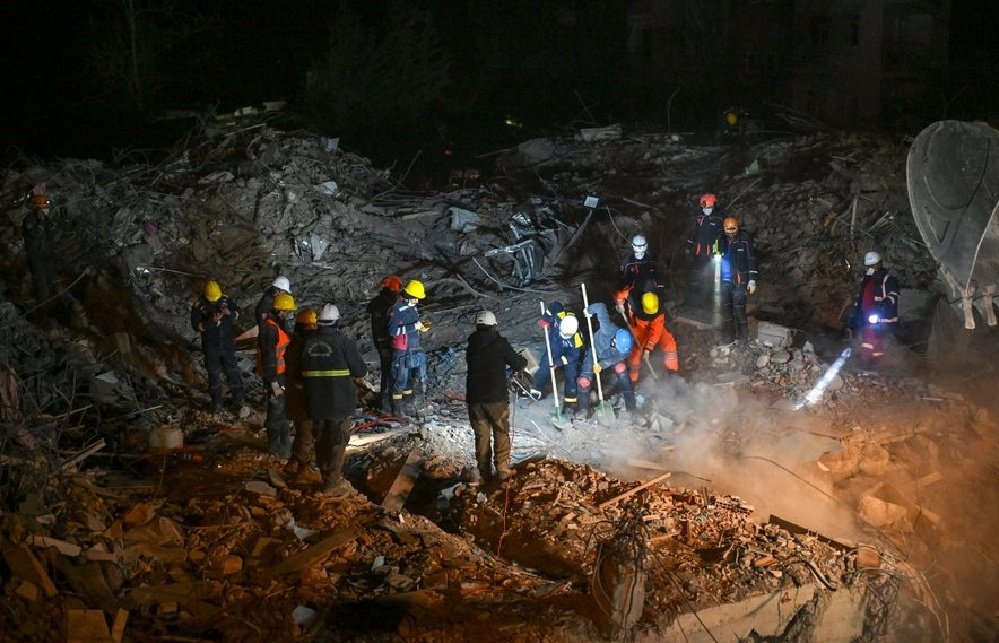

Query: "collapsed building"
left=1, top=117, right=997, bottom=641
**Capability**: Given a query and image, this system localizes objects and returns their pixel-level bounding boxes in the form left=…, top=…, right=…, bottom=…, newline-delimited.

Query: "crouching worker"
left=626, top=292, right=679, bottom=383
left=532, top=302, right=583, bottom=411
left=465, top=310, right=528, bottom=484
left=301, top=304, right=367, bottom=498
left=578, top=303, right=637, bottom=418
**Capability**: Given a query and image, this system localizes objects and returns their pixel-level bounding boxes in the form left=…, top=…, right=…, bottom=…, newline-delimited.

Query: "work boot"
left=320, top=478, right=356, bottom=498
left=494, top=467, right=515, bottom=483
left=292, top=466, right=322, bottom=485
left=283, top=459, right=300, bottom=476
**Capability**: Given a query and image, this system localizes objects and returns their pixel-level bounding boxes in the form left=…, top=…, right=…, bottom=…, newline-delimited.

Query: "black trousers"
left=204, top=344, right=243, bottom=410
left=314, top=416, right=352, bottom=487
left=265, top=376, right=291, bottom=458
left=721, top=281, right=749, bottom=343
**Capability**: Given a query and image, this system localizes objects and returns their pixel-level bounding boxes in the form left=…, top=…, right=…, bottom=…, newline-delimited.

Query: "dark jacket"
left=366, top=288, right=397, bottom=350
left=466, top=327, right=527, bottom=404
left=257, top=316, right=289, bottom=383
left=388, top=297, right=422, bottom=352
left=719, top=229, right=758, bottom=285
left=687, top=210, right=723, bottom=257
left=22, top=210, right=53, bottom=260
left=284, top=324, right=313, bottom=422
left=190, top=294, right=239, bottom=350
left=255, top=289, right=276, bottom=325
left=852, top=268, right=899, bottom=326
left=301, top=325, right=367, bottom=420
left=618, top=253, right=658, bottom=291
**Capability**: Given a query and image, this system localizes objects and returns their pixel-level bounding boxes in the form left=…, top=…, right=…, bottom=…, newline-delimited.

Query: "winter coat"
left=301, top=325, right=367, bottom=421
left=190, top=294, right=239, bottom=351
left=284, top=325, right=313, bottom=422
left=687, top=210, right=723, bottom=258
left=719, top=229, right=758, bottom=285
left=255, top=289, right=276, bottom=325
left=852, top=268, right=899, bottom=326
left=465, top=327, right=527, bottom=404
left=388, top=297, right=422, bottom=352
left=583, top=303, right=626, bottom=371
left=22, top=211, right=53, bottom=261
left=366, top=288, right=397, bottom=350
left=256, top=317, right=290, bottom=382
left=619, top=252, right=659, bottom=291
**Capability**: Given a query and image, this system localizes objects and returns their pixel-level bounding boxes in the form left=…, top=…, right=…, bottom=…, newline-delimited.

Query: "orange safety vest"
left=256, top=318, right=290, bottom=376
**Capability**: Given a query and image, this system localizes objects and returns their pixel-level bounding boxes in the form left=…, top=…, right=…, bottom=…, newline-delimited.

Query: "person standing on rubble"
left=465, top=310, right=528, bottom=483
left=578, top=303, right=637, bottom=418
left=625, top=292, right=679, bottom=382
left=284, top=308, right=320, bottom=483
left=190, top=280, right=246, bottom=415
left=301, top=304, right=367, bottom=498
left=257, top=292, right=296, bottom=458
left=388, top=279, right=430, bottom=417
left=850, top=251, right=899, bottom=364
left=615, top=234, right=659, bottom=317
left=22, top=192, right=55, bottom=307
left=686, top=193, right=724, bottom=311
left=256, top=276, right=292, bottom=325
left=366, top=275, right=402, bottom=413
left=717, top=216, right=758, bottom=346
left=531, top=303, right=583, bottom=411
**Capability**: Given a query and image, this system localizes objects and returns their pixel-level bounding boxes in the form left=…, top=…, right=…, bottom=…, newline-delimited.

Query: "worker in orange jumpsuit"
left=625, top=292, right=679, bottom=383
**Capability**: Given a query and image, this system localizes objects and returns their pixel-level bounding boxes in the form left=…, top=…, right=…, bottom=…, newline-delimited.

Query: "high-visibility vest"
left=256, top=318, right=290, bottom=375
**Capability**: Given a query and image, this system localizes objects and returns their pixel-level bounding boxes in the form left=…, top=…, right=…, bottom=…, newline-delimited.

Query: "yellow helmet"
left=273, top=292, right=297, bottom=312
left=641, top=292, right=660, bottom=315
left=296, top=309, right=318, bottom=325
left=403, top=279, right=426, bottom=299
left=203, top=280, right=222, bottom=303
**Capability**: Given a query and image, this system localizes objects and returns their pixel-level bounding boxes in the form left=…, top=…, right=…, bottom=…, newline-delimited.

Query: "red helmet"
left=381, top=275, right=402, bottom=293
left=700, top=193, right=717, bottom=208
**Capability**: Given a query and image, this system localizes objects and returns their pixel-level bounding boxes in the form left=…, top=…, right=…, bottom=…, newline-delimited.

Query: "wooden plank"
left=262, top=526, right=359, bottom=578
left=597, top=472, right=671, bottom=511
left=65, top=609, right=112, bottom=643
left=381, top=449, right=425, bottom=514
left=4, top=544, right=57, bottom=597
left=110, top=609, right=129, bottom=643
left=767, top=514, right=852, bottom=552
left=30, top=534, right=82, bottom=557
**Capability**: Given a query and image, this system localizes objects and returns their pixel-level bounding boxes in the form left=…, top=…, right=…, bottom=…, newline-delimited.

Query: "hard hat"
left=272, top=293, right=297, bottom=312
left=318, top=303, right=340, bottom=323
left=725, top=111, right=739, bottom=126
left=271, top=276, right=291, bottom=293
left=381, top=275, right=402, bottom=293
left=641, top=292, right=660, bottom=315
left=723, top=216, right=739, bottom=233
left=632, top=234, right=648, bottom=256
left=203, top=280, right=222, bottom=303
left=700, top=193, right=717, bottom=208
left=614, top=328, right=635, bottom=355
left=31, top=194, right=51, bottom=209
left=403, top=279, right=426, bottom=299
left=475, top=310, right=497, bottom=326
left=559, top=314, right=579, bottom=338
left=864, top=251, right=881, bottom=266
left=296, top=309, right=318, bottom=325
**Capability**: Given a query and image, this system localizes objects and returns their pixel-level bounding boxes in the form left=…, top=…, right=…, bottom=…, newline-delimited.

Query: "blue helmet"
left=614, top=328, right=634, bottom=356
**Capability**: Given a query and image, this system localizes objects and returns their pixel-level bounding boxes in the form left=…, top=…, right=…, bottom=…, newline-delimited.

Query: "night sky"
left=2, top=1, right=997, bottom=165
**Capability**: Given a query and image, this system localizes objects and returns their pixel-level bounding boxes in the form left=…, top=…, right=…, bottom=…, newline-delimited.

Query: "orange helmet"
left=31, top=194, right=51, bottom=209
left=699, top=193, right=717, bottom=208
left=381, top=275, right=402, bottom=293
left=723, top=216, right=739, bottom=234
left=296, top=309, right=318, bottom=326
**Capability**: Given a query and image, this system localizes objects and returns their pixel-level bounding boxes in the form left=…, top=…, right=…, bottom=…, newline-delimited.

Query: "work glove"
left=269, top=381, right=284, bottom=397
left=538, top=318, right=549, bottom=330
left=593, top=363, right=602, bottom=374
left=583, top=306, right=592, bottom=318
left=416, top=321, right=430, bottom=332
left=748, top=280, right=757, bottom=295
left=615, top=303, right=625, bottom=316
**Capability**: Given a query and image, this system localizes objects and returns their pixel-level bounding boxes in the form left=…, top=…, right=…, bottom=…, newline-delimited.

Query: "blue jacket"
left=719, top=230, right=758, bottom=285
left=582, top=303, right=625, bottom=373
left=388, top=297, right=422, bottom=351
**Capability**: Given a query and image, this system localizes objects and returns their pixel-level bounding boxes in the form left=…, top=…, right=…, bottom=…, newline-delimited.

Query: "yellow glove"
left=416, top=321, right=430, bottom=332
left=748, top=280, right=757, bottom=295
left=593, top=363, right=602, bottom=374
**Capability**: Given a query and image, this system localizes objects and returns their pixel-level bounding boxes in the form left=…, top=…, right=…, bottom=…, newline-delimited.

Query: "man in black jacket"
left=190, top=280, right=244, bottom=414
left=465, top=310, right=528, bottom=483
left=302, top=304, right=367, bottom=497
left=718, top=216, right=758, bottom=346
left=23, top=193, right=55, bottom=306
left=365, top=275, right=401, bottom=412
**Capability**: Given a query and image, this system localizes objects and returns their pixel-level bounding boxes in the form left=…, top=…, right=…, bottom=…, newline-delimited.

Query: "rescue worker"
left=686, top=193, right=724, bottom=312
left=284, top=308, right=319, bottom=482
left=366, top=275, right=402, bottom=412
left=301, top=304, right=367, bottom=497
left=578, top=303, right=637, bottom=417
left=532, top=303, right=583, bottom=410
left=616, top=234, right=659, bottom=316
left=388, top=279, right=430, bottom=416
left=465, top=310, right=528, bottom=483
left=626, top=292, right=679, bottom=382
left=190, top=280, right=245, bottom=415
left=257, top=292, right=296, bottom=458
left=22, top=192, right=55, bottom=306
left=717, top=216, right=758, bottom=346
left=851, top=251, right=899, bottom=364
left=255, top=276, right=292, bottom=325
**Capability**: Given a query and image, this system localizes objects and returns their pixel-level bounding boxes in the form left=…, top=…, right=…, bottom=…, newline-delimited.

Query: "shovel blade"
left=550, top=410, right=573, bottom=430
left=595, top=402, right=616, bottom=427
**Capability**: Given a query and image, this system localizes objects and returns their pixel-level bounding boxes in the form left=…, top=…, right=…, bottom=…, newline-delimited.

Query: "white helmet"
left=475, top=310, right=497, bottom=326
left=632, top=234, right=648, bottom=259
left=863, top=251, right=881, bottom=266
left=318, top=303, right=340, bottom=323
left=558, top=314, right=579, bottom=338
left=271, top=276, right=292, bottom=293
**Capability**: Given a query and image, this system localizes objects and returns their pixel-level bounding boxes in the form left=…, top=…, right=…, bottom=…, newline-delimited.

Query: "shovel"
left=581, top=284, right=616, bottom=426
left=540, top=301, right=571, bottom=426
